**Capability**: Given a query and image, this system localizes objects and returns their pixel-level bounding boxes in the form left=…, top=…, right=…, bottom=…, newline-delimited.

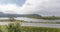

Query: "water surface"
left=0, top=17, right=60, bottom=28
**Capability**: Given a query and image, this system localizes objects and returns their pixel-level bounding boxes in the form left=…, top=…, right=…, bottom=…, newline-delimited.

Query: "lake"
left=0, top=17, right=60, bottom=28
left=15, top=17, right=60, bottom=22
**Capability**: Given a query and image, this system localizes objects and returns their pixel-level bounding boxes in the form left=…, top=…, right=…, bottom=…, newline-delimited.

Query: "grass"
left=0, top=20, right=23, bottom=22
left=26, top=16, right=60, bottom=20
left=0, top=21, right=59, bottom=32
left=0, top=25, right=60, bottom=32
left=21, top=26, right=60, bottom=32
left=23, top=21, right=60, bottom=24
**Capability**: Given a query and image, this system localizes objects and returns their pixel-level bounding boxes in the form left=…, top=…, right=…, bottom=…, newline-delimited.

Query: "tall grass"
left=6, top=22, right=21, bottom=32
left=22, top=26, right=60, bottom=32
left=0, top=23, right=60, bottom=32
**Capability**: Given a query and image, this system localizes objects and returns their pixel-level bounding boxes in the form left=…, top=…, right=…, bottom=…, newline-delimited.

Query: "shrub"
left=6, top=22, right=21, bottom=32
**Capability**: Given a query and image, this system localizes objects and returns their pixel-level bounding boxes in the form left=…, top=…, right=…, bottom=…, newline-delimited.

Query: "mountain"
left=24, top=14, right=42, bottom=18
left=0, top=12, right=41, bottom=17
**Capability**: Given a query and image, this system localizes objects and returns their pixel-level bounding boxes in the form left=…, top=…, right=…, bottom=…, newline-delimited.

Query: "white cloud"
left=0, top=0, right=60, bottom=16
left=0, top=4, right=21, bottom=14
left=20, top=0, right=60, bottom=16
left=20, top=0, right=49, bottom=14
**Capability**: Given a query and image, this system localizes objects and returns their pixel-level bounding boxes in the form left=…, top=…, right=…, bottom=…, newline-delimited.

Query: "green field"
left=26, top=16, right=60, bottom=20
left=0, top=25, right=60, bottom=32
left=0, top=22, right=59, bottom=32
left=21, top=26, right=60, bottom=32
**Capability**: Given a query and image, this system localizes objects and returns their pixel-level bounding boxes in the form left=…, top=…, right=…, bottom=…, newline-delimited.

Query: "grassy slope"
left=21, top=26, right=60, bottom=32
left=26, top=16, right=60, bottom=20
left=0, top=25, right=60, bottom=32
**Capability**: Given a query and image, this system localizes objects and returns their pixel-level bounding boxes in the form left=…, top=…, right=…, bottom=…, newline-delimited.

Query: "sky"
left=0, top=0, right=60, bottom=16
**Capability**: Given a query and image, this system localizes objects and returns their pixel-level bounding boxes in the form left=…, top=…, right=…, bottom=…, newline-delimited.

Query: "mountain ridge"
left=0, top=12, right=41, bottom=17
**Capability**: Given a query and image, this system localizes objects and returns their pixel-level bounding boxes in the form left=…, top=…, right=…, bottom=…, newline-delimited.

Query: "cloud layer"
left=0, top=0, right=60, bottom=16
left=0, top=4, right=21, bottom=14
left=21, top=0, right=60, bottom=16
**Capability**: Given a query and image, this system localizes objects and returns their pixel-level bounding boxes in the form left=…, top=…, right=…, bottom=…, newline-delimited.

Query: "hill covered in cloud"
left=0, top=12, right=41, bottom=17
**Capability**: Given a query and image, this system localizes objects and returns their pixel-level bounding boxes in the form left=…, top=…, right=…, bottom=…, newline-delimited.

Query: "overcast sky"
left=0, top=0, right=60, bottom=16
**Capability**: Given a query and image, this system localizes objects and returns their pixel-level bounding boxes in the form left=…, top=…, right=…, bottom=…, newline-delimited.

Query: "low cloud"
left=0, top=0, right=60, bottom=16
left=20, top=0, right=60, bottom=16
left=0, top=4, right=21, bottom=14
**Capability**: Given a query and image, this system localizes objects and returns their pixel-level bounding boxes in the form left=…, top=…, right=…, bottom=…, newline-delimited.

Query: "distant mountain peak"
left=0, top=12, right=4, bottom=14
